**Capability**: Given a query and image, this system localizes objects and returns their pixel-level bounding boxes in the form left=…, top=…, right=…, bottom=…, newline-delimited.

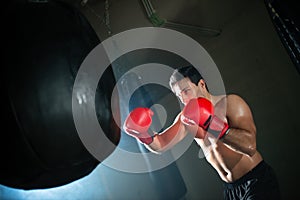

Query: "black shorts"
left=223, top=161, right=281, bottom=200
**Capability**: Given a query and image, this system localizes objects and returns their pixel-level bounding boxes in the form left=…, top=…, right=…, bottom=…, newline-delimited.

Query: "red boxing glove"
left=181, top=97, right=229, bottom=139
left=123, top=107, right=154, bottom=145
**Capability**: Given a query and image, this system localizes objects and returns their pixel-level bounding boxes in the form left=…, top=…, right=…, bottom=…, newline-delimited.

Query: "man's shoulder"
left=215, top=94, right=248, bottom=109
left=225, top=94, right=251, bottom=111
left=215, top=94, right=242, bottom=105
left=225, top=93, right=245, bottom=102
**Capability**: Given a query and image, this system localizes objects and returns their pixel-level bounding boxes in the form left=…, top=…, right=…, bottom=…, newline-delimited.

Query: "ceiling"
left=65, top=0, right=254, bottom=41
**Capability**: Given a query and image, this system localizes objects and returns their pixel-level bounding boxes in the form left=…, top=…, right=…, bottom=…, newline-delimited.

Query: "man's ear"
left=198, top=79, right=206, bottom=90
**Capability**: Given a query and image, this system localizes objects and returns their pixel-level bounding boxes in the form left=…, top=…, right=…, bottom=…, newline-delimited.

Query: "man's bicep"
left=226, top=95, right=256, bottom=133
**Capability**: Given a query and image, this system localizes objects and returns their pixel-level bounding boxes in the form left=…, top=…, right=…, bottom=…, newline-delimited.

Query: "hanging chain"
left=83, top=0, right=112, bottom=36
left=104, top=0, right=112, bottom=36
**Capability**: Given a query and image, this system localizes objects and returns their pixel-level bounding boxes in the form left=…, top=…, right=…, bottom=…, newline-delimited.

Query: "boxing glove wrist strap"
left=218, top=128, right=230, bottom=139
left=139, top=135, right=154, bottom=145
left=207, top=127, right=229, bottom=139
left=137, top=130, right=156, bottom=145
left=207, top=116, right=230, bottom=139
left=139, top=136, right=153, bottom=145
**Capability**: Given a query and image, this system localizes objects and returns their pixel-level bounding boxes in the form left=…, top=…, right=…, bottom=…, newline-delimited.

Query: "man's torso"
left=194, top=95, right=263, bottom=183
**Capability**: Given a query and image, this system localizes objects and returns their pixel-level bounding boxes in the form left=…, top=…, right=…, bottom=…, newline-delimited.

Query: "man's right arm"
left=123, top=108, right=187, bottom=154
left=146, top=113, right=188, bottom=153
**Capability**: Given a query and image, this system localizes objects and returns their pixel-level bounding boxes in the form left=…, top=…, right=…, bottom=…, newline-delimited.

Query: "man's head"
left=169, top=65, right=209, bottom=105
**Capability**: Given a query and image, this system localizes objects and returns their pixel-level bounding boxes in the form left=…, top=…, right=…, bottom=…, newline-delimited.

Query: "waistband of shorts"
left=224, top=160, right=267, bottom=188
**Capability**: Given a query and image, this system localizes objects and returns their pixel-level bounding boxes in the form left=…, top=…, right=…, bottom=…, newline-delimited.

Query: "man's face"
left=172, top=78, right=202, bottom=105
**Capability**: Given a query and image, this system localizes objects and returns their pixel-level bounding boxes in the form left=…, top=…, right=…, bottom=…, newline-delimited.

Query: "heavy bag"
left=1, top=0, right=120, bottom=189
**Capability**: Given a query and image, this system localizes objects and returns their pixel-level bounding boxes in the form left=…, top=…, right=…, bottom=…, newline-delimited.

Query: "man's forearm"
left=220, top=128, right=257, bottom=156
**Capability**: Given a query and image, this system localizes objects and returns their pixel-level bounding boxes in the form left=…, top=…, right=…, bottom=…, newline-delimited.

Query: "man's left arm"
left=220, top=94, right=257, bottom=157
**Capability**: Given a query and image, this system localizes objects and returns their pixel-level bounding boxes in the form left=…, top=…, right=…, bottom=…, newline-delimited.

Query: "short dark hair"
left=169, top=65, right=205, bottom=90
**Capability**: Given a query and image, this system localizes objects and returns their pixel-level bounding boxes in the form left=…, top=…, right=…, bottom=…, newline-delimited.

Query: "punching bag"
left=1, top=0, right=120, bottom=189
